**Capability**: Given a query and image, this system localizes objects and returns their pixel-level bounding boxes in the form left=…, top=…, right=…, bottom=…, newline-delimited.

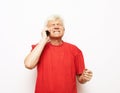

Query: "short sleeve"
left=31, top=44, right=38, bottom=51
left=74, top=47, right=85, bottom=75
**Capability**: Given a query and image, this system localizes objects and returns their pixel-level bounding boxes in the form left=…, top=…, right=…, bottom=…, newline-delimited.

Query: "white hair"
left=45, top=15, right=64, bottom=27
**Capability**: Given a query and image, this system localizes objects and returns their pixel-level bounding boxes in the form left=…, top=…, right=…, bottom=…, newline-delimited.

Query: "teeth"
left=54, top=31, right=60, bottom=33
left=54, top=31, right=59, bottom=34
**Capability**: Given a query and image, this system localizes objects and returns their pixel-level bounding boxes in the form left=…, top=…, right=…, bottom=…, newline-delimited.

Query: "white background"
left=0, top=0, right=120, bottom=93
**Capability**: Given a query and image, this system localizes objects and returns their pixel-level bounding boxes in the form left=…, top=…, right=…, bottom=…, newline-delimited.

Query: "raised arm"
left=24, top=31, right=49, bottom=69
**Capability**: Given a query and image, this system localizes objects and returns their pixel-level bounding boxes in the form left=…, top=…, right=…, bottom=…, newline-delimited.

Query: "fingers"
left=41, top=28, right=50, bottom=42
left=82, top=69, right=93, bottom=81
left=41, top=28, right=49, bottom=38
left=84, top=69, right=93, bottom=76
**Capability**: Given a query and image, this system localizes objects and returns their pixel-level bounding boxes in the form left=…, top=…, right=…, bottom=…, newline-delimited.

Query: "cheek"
left=61, top=27, right=65, bottom=31
left=48, top=27, right=54, bottom=32
left=62, top=31, right=65, bottom=35
left=60, top=27, right=64, bottom=31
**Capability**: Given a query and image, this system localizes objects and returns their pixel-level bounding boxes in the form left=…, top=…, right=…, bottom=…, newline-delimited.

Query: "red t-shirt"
left=32, top=41, right=85, bottom=93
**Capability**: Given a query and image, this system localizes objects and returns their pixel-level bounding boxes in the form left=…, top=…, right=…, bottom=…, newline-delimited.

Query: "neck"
left=50, top=38, right=63, bottom=46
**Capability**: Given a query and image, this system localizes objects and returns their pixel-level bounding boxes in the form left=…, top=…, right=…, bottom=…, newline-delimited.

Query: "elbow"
left=24, top=64, right=34, bottom=70
left=24, top=60, right=35, bottom=70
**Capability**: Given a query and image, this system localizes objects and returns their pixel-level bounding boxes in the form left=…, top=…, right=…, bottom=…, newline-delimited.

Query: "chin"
left=50, top=36, right=62, bottom=39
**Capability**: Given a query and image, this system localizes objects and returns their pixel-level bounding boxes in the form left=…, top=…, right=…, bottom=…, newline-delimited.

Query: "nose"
left=54, top=24, right=59, bottom=27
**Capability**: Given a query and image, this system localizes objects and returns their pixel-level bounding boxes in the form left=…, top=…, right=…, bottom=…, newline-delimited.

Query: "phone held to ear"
left=46, top=30, right=50, bottom=36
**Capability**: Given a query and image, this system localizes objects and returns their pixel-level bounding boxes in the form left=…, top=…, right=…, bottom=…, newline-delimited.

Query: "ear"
left=63, top=27, right=65, bottom=31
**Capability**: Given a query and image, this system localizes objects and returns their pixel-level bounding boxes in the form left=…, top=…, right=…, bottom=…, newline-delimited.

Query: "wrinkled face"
left=47, top=19, right=65, bottom=39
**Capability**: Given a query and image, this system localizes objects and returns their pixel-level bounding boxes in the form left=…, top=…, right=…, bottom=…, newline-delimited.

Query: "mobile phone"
left=46, top=30, right=50, bottom=36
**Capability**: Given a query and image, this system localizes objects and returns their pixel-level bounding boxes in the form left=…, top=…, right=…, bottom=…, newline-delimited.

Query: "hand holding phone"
left=46, top=30, right=50, bottom=36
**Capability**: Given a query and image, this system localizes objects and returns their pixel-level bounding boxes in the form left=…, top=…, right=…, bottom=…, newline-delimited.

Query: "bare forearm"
left=24, top=39, right=48, bottom=69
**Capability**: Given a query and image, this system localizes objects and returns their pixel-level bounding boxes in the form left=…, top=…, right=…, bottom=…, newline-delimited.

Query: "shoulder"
left=64, top=42, right=79, bottom=49
left=64, top=42, right=82, bottom=53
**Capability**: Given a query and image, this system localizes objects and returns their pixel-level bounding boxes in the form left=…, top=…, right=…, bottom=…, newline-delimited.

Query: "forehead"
left=48, top=19, right=63, bottom=24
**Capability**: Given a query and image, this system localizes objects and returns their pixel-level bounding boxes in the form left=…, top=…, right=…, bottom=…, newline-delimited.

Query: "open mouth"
left=53, top=31, right=60, bottom=34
